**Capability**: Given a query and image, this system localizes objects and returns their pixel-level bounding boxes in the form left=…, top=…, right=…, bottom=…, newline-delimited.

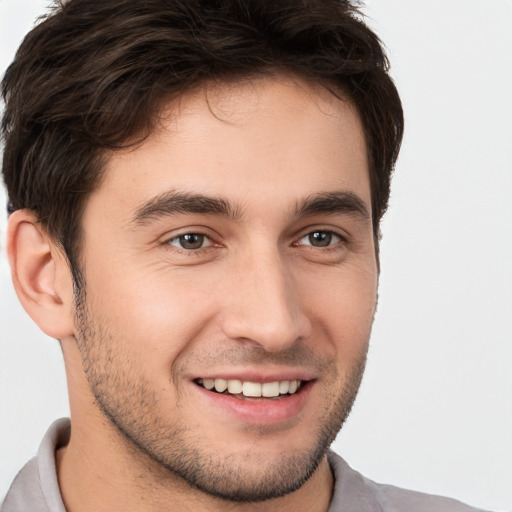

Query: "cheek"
left=303, top=264, right=377, bottom=355
left=85, top=265, right=222, bottom=364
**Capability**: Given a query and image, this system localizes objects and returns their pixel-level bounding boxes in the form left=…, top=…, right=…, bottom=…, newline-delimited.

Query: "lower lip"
left=192, top=381, right=313, bottom=425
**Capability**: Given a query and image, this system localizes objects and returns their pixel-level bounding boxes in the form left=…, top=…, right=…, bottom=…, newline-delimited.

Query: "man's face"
left=74, top=75, right=378, bottom=501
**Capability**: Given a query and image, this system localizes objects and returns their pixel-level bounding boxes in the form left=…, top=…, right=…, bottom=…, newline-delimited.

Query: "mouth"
left=192, top=375, right=314, bottom=425
left=195, top=378, right=304, bottom=401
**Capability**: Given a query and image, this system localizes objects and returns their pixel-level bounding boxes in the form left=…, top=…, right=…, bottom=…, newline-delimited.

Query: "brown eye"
left=169, top=233, right=209, bottom=250
left=300, top=231, right=341, bottom=248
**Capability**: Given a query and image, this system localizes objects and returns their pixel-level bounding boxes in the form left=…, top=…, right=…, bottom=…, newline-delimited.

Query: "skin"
left=9, top=75, right=378, bottom=512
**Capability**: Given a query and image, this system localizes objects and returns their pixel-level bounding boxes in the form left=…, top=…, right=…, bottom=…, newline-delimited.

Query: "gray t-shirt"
left=1, top=419, right=489, bottom=512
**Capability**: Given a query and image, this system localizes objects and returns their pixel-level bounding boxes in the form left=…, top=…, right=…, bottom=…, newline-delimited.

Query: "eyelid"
left=298, top=231, right=342, bottom=247
left=167, top=233, right=213, bottom=250
left=293, top=226, right=348, bottom=247
left=161, top=227, right=220, bottom=252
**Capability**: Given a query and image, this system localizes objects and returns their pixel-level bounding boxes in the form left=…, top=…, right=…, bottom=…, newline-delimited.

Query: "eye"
left=298, top=230, right=342, bottom=248
left=168, top=233, right=212, bottom=250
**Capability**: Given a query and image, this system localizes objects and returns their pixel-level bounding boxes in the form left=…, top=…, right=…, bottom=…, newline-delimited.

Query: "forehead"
left=87, top=74, right=370, bottom=223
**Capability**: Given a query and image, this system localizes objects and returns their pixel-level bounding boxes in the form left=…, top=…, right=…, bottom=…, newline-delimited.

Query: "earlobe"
left=7, top=210, right=75, bottom=339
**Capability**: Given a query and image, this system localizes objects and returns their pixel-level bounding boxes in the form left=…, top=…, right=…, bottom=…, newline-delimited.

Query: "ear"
left=7, top=210, right=75, bottom=339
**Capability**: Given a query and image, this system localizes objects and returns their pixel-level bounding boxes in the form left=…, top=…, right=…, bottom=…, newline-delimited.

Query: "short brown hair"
left=1, top=0, right=403, bottom=285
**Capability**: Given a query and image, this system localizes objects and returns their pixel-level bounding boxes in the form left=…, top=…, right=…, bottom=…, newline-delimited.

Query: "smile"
left=196, top=378, right=303, bottom=399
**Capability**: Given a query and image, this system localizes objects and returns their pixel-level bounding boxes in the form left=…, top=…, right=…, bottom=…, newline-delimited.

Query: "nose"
left=220, top=249, right=312, bottom=352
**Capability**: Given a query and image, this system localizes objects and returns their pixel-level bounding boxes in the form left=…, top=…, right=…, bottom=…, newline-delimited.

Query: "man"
left=0, top=1, right=490, bottom=511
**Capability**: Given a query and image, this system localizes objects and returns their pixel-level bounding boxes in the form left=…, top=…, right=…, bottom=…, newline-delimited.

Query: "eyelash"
left=165, top=229, right=346, bottom=252
left=294, top=230, right=344, bottom=249
left=167, top=232, right=213, bottom=251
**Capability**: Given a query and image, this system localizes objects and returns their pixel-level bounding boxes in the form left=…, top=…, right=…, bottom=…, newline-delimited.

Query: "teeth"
left=279, top=381, right=290, bottom=394
left=199, top=379, right=303, bottom=398
left=262, top=381, right=280, bottom=397
left=214, top=378, right=227, bottom=393
left=242, top=381, right=262, bottom=397
left=203, top=379, right=215, bottom=390
left=227, top=379, right=242, bottom=394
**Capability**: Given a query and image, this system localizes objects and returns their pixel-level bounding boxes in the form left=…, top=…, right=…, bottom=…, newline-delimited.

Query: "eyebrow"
left=131, top=190, right=242, bottom=225
left=294, top=191, right=370, bottom=222
left=131, top=189, right=370, bottom=227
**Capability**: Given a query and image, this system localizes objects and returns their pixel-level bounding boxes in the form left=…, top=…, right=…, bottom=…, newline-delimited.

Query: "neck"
left=57, top=425, right=334, bottom=512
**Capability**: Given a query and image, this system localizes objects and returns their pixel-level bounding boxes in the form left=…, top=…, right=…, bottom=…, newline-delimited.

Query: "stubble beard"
left=74, top=289, right=369, bottom=503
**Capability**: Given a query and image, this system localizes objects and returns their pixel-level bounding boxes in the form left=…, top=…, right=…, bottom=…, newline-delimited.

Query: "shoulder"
left=1, top=419, right=69, bottom=512
left=327, top=451, right=489, bottom=512
left=1, top=458, right=49, bottom=512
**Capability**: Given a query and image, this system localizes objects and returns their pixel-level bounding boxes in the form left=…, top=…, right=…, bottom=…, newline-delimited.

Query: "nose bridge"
left=222, top=244, right=311, bottom=351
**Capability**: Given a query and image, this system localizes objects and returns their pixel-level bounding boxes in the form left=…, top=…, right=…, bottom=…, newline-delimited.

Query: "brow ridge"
left=294, top=191, right=370, bottom=221
left=131, top=189, right=369, bottom=227
left=132, top=190, right=242, bottom=225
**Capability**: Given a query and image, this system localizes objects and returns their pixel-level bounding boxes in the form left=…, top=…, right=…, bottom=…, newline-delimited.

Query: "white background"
left=1, top=1, right=511, bottom=510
